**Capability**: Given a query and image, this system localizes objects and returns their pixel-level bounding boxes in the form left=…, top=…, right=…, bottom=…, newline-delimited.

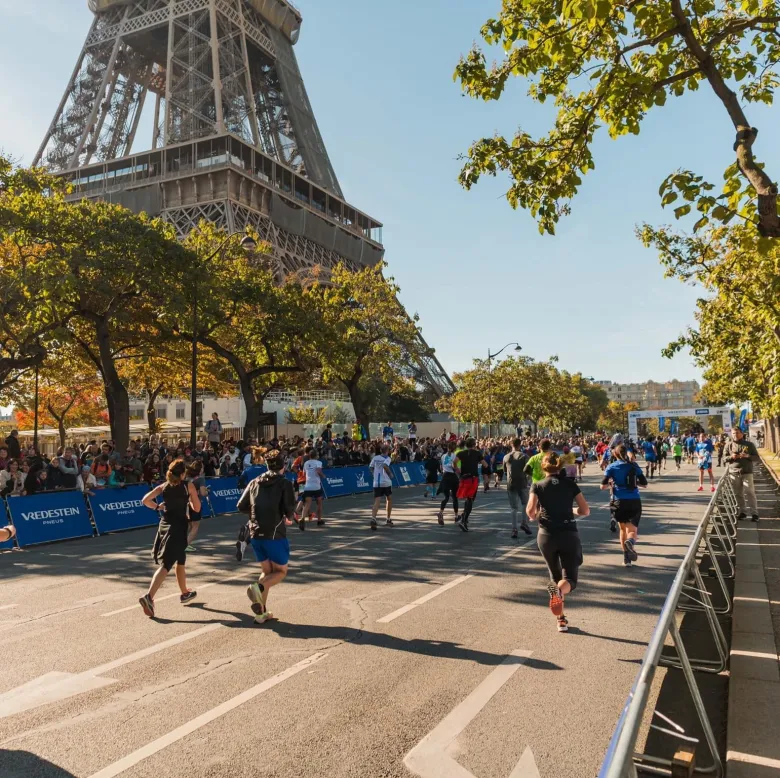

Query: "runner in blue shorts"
left=237, top=448, right=296, bottom=624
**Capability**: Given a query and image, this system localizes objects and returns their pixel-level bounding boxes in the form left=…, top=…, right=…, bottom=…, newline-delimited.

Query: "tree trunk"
left=347, top=385, right=370, bottom=434
left=96, top=319, right=130, bottom=451
left=240, top=373, right=260, bottom=443
left=146, top=385, right=163, bottom=434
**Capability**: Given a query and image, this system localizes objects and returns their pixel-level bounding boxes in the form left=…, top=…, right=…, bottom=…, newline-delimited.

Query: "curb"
left=726, top=457, right=780, bottom=777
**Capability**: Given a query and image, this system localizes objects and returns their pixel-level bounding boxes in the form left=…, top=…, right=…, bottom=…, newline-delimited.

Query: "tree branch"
left=670, top=0, right=780, bottom=237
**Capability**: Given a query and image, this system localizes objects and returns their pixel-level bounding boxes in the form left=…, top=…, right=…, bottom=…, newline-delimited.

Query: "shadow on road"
left=0, top=750, right=78, bottom=778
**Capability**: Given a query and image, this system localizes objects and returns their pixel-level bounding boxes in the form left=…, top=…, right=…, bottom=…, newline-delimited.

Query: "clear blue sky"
left=2, top=1, right=777, bottom=385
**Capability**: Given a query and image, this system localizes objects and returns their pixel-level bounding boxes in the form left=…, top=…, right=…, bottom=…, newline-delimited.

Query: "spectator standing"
left=0, top=446, right=8, bottom=471
left=408, top=421, right=418, bottom=443
left=4, top=430, right=21, bottom=460
left=205, top=413, right=223, bottom=445
left=382, top=422, right=394, bottom=442
left=120, top=447, right=143, bottom=484
left=0, top=460, right=25, bottom=496
left=723, top=428, right=760, bottom=521
left=58, top=448, right=80, bottom=489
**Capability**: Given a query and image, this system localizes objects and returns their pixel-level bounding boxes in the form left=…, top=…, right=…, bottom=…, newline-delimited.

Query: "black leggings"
left=537, top=529, right=582, bottom=591
left=439, top=475, right=459, bottom=514
left=463, top=497, right=474, bottom=521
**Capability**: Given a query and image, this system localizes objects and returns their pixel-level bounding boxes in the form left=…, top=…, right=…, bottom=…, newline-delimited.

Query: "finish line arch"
left=627, top=407, right=732, bottom=439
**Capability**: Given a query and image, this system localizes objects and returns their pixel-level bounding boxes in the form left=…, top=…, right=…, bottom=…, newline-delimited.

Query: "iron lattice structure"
left=35, top=0, right=454, bottom=397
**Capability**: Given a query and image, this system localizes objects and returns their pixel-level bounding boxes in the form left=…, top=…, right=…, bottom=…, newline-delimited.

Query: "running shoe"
left=610, top=518, right=617, bottom=533
left=180, top=590, right=197, bottom=604
left=385, top=519, right=394, bottom=527
left=625, top=538, right=638, bottom=562
left=317, top=519, right=325, bottom=526
left=185, top=544, right=196, bottom=552
left=456, top=517, right=469, bottom=532
left=254, top=611, right=275, bottom=624
left=298, top=518, right=306, bottom=531
left=738, top=513, right=747, bottom=520
left=547, top=583, right=564, bottom=617
left=511, top=528, right=518, bottom=539
left=370, top=519, right=378, bottom=531
left=521, top=524, right=532, bottom=536
left=711, top=486, right=715, bottom=492
left=557, top=616, right=569, bottom=633
left=235, top=540, right=245, bottom=562
left=751, top=514, right=759, bottom=522
left=437, top=511, right=444, bottom=526
left=139, top=594, right=155, bottom=618
left=246, top=582, right=265, bottom=615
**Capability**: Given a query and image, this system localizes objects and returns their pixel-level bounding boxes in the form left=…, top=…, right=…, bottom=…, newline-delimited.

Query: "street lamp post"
left=190, top=232, right=257, bottom=448
left=33, top=360, right=40, bottom=454
left=486, top=343, right=522, bottom=438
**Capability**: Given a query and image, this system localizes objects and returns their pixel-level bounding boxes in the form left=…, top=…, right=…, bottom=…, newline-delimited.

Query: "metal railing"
left=599, top=474, right=741, bottom=778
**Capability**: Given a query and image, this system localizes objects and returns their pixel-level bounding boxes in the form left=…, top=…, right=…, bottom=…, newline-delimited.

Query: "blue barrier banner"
left=351, top=466, right=373, bottom=493
left=89, top=484, right=159, bottom=535
left=321, top=469, right=354, bottom=498
left=0, top=499, right=13, bottom=550
left=413, top=463, right=430, bottom=485
left=205, top=477, right=242, bottom=516
left=7, top=490, right=94, bottom=547
left=392, top=463, right=419, bottom=488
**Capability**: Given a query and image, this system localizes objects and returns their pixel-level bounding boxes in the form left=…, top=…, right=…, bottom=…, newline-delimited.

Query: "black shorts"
left=303, top=489, right=324, bottom=500
left=482, top=468, right=492, bottom=476
left=425, top=473, right=438, bottom=485
left=537, top=529, right=582, bottom=590
left=610, top=498, right=642, bottom=527
left=188, top=510, right=202, bottom=523
left=374, top=486, right=393, bottom=498
left=494, top=469, right=504, bottom=480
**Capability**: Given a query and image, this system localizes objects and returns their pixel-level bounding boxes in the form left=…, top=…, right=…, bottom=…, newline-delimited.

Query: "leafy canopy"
left=456, top=0, right=780, bottom=237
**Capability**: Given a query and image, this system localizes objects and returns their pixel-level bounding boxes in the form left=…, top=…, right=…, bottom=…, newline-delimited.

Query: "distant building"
left=595, top=380, right=701, bottom=410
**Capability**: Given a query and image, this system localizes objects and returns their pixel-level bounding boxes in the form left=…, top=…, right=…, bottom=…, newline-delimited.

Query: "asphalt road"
left=0, top=462, right=713, bottom=778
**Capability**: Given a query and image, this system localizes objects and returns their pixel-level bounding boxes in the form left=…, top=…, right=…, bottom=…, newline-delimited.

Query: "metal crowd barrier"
left=598, top=474, right=740, bottom=778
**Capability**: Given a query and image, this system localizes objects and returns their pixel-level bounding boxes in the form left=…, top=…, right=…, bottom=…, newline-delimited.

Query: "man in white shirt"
left=369, top=444, right=394, bottom=530
left=299, top=450, right=325, bottom=529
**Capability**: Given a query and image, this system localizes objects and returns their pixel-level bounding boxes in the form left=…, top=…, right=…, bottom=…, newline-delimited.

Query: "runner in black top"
left=526, top=452, right=590, bottom=633
left=139, top=459, right=201, bottom=618
left=454, top=438, right=490, bottom=532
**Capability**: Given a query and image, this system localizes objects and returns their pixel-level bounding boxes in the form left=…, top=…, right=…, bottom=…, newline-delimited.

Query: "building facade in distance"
left=595, top=380, right=701, bottom=410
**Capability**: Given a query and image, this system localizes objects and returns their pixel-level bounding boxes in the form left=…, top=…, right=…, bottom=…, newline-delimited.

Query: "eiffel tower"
left=34, top=0, right=453, bottom=396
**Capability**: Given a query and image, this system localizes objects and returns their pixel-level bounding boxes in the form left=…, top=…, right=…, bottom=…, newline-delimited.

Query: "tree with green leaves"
left=1, top=156, right=193, bottom=450
left=162, top=223, right=311, bottom=441
left=305, top=263, right=429, bottom=431
left=456, top=0, right=780, bottom=237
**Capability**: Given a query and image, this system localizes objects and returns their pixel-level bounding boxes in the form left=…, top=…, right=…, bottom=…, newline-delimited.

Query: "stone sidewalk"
left=727, top=453, right=780, bottom=777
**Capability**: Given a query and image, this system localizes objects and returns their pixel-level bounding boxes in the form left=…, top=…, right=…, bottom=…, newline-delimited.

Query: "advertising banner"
left=321, top=469, right=353, bottom=498
left=738, top=408, right=748, bottom=432
left=89, top=484, right=159, bottom=535
left=7, top=490, right=94, bottom=547
left=659, top=417, right=666, bottom=432
left=392, top=463, right=419, bottom=488
left=413, top=463, right=431, bottom=485
left=0, top=499, right=13, bottom=550
left=203, top=477, right=242, bottom=517
left=351, top=466, right=373, bottom=494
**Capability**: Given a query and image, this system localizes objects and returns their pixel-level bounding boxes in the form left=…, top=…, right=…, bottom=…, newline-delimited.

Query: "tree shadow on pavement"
left=0, top=750, right=78, bottom=778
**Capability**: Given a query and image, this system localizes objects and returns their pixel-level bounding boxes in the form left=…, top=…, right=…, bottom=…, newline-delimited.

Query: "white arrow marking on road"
left=0, top=623, right=222, bottom=719
left=404, top=649, right=541, bottom=778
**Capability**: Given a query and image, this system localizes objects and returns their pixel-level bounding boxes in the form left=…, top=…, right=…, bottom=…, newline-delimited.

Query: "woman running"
left=436, top=441, right=460, bottom=526
left=601, top=444, right=648, bottom=567
left=185, top=459, right=207, bottom=551
left=526, top=452, right=589, bottom=633
left=139, top=459, right=201, bottom=618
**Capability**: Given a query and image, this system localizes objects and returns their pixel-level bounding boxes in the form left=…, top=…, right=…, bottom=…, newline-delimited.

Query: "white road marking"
left=377, top=575, right=473, bottom=624
left=0, top=624, right=222, bottom=719
left=727, top=750, right=780, bottom=769
left=0, top=604, right=18, bottom=611
left=730, top=649, right=779, bottom=660
left=404, top=649, right=535, bottom=778
left=299, top=536, right=376, bottom=559
left=86, top=652, right=327, bottom=778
